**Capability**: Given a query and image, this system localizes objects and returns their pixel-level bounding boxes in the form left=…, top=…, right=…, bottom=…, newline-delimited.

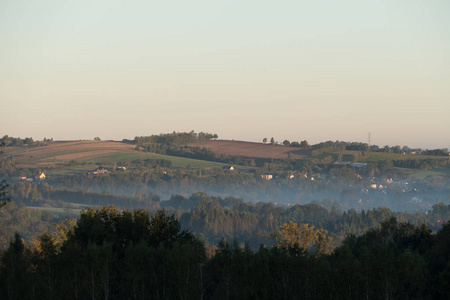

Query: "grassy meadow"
left=412, top=165, right=450, bottom=179
left=76, top=151, right=246, bottom=169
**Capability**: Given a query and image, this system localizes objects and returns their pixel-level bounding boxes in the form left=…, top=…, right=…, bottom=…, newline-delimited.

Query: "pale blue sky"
left=1, top=0, right=449, bottom=148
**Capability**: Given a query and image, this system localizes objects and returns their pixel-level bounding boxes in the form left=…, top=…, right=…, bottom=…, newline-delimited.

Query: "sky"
left=1, top=0, right=449, bottom=149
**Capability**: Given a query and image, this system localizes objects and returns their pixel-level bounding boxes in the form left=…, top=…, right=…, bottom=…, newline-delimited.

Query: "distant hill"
left=5, top=140, right=135, bottom=165
left=3, top=140, right=248, bottom=174
left=188, top=140, right=310, bottom=159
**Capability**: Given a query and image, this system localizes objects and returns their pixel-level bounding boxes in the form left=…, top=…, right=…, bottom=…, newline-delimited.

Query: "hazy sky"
left=1, top=0, right=449, bottom=148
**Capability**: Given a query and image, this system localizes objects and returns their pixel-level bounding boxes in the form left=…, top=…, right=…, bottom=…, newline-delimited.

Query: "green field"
left=412, top=165, right=450, bottom=179
left=27, top=206, right=82, bottom=216
left=77, top=151, right=251, bottom=169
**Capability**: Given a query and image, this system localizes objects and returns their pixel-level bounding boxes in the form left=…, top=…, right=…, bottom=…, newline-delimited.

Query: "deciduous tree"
left=271, top=221, right=333, bottom=255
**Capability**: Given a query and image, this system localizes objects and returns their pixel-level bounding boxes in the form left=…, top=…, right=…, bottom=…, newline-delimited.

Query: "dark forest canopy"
left=2, top=188, right=450, bottom=250
left=0, top=206, right=449, bottom=299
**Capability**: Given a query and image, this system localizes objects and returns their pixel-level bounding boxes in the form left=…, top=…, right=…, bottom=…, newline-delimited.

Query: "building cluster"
left=88, top=168, right=109, bottom=175
left=18, top=172, right=46, bottom=182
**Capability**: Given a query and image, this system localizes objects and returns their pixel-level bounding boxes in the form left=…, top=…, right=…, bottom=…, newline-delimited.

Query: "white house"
left=35, top=172, right=46, bottom=180
left=261, top=174, right=273, bottom=180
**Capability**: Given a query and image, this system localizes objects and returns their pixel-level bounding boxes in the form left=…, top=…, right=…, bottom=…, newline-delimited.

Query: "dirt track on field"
left=188, top=140, right=310, bottom=159
left=7, top=141, right=135, bottom=163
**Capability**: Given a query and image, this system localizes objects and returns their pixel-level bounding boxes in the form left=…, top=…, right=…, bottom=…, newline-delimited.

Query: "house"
left=35, top=172, right=46, bottom=180
left=261, top=174, right=273, bottom=180
left=18, top=176, right=27, bottom=180
left=223, top=166, right=234, bottom=171
left=88, top=168, right=109, bottom=175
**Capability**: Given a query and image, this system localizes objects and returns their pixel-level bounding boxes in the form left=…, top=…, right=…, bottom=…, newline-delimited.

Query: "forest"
left=1, top=206, right=449, bottom=299
left=2, top=189, right=450, bottom=249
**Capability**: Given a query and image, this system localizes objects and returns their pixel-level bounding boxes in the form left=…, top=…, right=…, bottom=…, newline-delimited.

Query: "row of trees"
left=0, top=206, right=449, bottom=299
left=1, top=135, right=53, bottom=147
left=134, top=131, right=218, bottom=146
left=262, top=137, right=309, bottom=148
left=262, top=138, right=448, bottom=156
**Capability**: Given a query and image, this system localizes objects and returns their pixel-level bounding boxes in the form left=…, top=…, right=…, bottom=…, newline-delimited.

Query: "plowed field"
left=6, top=141, right=135, bottom=163
left=188, top=140, right=310, bottom=159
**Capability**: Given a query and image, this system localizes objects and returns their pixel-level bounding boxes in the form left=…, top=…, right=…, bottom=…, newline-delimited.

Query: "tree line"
left=0, top=206, right=449, bottom=299
left=0, top=135, right=53, bottom=147
left=133, top=131, right=218, bottom=146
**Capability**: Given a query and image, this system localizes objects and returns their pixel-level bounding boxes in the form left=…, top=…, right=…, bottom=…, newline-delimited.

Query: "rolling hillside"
left=5, top=140, right=134, bottom=164
left=3, top=140, right=251, bottom=175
